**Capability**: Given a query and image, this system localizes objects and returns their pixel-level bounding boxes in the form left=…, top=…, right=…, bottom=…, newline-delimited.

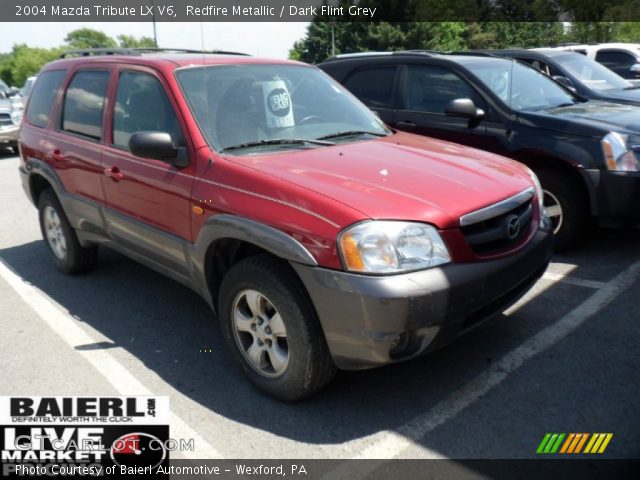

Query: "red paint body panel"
left=21, top=54, right=538, bottom=271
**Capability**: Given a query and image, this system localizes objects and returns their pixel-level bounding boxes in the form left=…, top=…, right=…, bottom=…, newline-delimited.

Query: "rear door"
left=340, top=65, right=399, bottom=124
left=101, top=66, right=195, bottom=277
left=47, top=67, right=111, bottom=227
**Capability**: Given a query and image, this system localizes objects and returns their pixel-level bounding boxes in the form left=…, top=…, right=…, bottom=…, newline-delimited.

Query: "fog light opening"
left=389, top=331, right=410, bottom=358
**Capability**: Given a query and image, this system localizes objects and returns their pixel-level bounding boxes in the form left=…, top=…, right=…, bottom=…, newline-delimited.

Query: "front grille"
left=0, top=113, right=11, bottom=127
left=460, top=189, right=535, bottom=256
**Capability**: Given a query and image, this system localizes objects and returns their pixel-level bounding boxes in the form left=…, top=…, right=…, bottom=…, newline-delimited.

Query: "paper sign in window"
left=263, top=80, right=295, bottom=128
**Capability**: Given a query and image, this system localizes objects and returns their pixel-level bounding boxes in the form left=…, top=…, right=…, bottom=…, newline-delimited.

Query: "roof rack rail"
left=60, top=48, right=250, bottom=59
left=395, top=49, right=440, bottom=55
left=444, top=50, right=497, bottom=57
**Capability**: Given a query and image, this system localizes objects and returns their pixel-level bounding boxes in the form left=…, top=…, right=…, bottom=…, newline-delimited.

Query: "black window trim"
left=57, top=68, right=112, bottom=144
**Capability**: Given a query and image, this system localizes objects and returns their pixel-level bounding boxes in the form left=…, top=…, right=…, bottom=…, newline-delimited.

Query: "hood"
left=536, top=100, right=640, bottom=133
left=223, top=132, right=533, bottom=229
left=595, top=87, right=640, bottom=106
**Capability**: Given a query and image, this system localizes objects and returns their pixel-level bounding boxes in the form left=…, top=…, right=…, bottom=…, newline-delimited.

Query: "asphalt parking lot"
left=0, top=149, right=638, bottom=463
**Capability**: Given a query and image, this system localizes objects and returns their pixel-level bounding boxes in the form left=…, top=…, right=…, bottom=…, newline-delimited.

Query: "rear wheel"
left=536, top=169, right=589, bottom=250
left=38, top=189, right=98, bottom=274
left=218, top=255, right=336, bottom=401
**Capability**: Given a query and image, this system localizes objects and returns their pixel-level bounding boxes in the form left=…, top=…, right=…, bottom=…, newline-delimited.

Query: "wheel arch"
left=511, top=150, right=596, bottom=216
left=193, top=215, right=318, bottom=312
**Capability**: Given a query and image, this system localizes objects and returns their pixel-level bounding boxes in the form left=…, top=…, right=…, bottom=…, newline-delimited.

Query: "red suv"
left=18, top=49, right=553, bottom=400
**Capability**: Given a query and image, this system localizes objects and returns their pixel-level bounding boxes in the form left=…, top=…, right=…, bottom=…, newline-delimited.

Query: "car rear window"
left=62, top=70, right=110, bottom=140
left=24, top=70, right=67, bottom=128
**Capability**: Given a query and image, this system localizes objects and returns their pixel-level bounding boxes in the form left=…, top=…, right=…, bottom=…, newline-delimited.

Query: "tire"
left=535, top=169, right=589, bottom=251
left=218, top=254, right=336, bottom=401
left=38, top=189, right=98, bottom=274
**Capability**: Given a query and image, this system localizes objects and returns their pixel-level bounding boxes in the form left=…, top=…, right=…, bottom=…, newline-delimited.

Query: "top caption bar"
left=7, top=0, right=377, bottom=22
left=5, top=0, right=637, bottom=22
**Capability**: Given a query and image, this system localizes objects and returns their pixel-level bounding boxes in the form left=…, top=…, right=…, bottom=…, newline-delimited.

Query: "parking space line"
left=324, top=260, right=640, bottom=477
left=0, top=258, right=223, bottom=460
left=542, top=271, right=606, bottom=289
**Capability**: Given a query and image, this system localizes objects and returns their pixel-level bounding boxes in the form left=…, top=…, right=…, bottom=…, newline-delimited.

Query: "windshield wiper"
left=317, top=130, right=388, bottom=141
left=220, top=138, right=334, bottom=152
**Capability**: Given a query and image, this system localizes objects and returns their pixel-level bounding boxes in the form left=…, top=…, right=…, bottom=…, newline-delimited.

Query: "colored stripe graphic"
left=538, top=433, right=612, bottom=454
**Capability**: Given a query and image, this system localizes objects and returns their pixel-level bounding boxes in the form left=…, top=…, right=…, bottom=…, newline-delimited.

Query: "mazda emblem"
left=506, top=214, right=521, bottom=240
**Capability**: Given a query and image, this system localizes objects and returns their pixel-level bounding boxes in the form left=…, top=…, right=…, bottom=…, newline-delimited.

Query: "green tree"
left=64, top=28, right=117, bottom=49
left=117, top=35, right=157, bottom=48
left=0, top=44, right=61, bottom=86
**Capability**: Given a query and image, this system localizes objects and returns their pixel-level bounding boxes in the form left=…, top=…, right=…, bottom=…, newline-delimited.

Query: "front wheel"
left=218, top=255, right=336, bottom=401
left=536, top=170, right=589, bottom=251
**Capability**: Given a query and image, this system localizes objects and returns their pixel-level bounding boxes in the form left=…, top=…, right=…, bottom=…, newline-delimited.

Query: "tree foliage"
left=0, top=29, right=156, bottom=87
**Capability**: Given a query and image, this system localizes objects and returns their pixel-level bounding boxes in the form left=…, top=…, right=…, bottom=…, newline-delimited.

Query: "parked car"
left=538, top=43, right=640, bottom=81
left=485, top=49, right=640, bottom=106
left=20, top=76, right=37, bottom=100
left=0, top=92, right=21, bottom=153
left=18, top=48, right=553, bottom=400
left=319, top=51, right=640, bottom=248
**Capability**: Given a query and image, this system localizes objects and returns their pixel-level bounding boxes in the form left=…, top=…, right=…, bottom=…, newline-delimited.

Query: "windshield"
left=556, top=53, right=632, bottom=91
left=176, top=64, right=389, bottom=153
left=466, top=59, right=578, bottom=111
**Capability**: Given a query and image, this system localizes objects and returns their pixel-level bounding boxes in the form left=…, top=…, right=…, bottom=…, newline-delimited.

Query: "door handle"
left=104, top=166, right=125, bottom=181
left=51, top=149, right=64, bottom=162
left=396, top=121, right=416, bottom=129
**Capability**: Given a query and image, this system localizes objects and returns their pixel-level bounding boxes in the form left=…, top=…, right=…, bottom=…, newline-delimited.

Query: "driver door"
left=101, top=67, right=195, bottom=278
left=392, top=64, right=493, bottom=150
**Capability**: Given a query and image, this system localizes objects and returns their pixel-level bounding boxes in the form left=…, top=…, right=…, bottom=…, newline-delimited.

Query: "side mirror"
left=445, top=98, right=484, bottom=119
left=552, top=75, right=576, bottom=92
left=129, top=132, right=189, bottom=168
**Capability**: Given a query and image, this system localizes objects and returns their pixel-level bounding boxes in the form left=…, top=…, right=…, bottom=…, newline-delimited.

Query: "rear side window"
left=25, top=70, right=67, bottom=128
left=112, top=71, right=183, bottom=149
left=343, top=66, right=397, bottom=108
left=62, top=70, right=110, bottom=140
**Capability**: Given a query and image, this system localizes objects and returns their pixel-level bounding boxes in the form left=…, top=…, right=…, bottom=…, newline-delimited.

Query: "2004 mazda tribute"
left=18, top=49, right=553, bottom=400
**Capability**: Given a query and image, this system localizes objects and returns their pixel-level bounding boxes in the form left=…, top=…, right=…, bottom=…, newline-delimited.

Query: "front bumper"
left=583, top=169, right=640, bottom=226
left=0, top=125, right=19, bottom=145
left=293, top=227, right=554, bottom=370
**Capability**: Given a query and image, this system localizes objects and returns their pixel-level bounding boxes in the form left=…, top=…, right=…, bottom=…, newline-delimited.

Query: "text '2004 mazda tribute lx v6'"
left=18, top=50, right=553, bottom=400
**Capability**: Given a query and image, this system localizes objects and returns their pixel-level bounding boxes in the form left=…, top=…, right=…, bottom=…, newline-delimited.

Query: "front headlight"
left=524, top=167, right=544, bottom=213
left=338, top=221, right=451, bottom=274
left=601, top=132, right=639, bottom=171
left=10, top=109, right=22, bottom=126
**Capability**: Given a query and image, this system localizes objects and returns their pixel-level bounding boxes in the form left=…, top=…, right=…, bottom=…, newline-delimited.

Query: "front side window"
left=25, top=70, right=66, bottom=128
left=403, top=64, right=482, bottom=113
left=176, top=64, right=389, bottom=154
left=62, top=70, right=110, bottom=140
left=466, top=59, right=577, bottom=111
left=113, top=71, right=183, bottom=149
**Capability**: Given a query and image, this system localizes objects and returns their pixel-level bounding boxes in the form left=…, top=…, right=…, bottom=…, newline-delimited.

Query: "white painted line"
left=325, top=260, right=640, bottom=477
left=0, top=258, right=222, bottom=460
left=542, top=271, right=606, bottom=290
